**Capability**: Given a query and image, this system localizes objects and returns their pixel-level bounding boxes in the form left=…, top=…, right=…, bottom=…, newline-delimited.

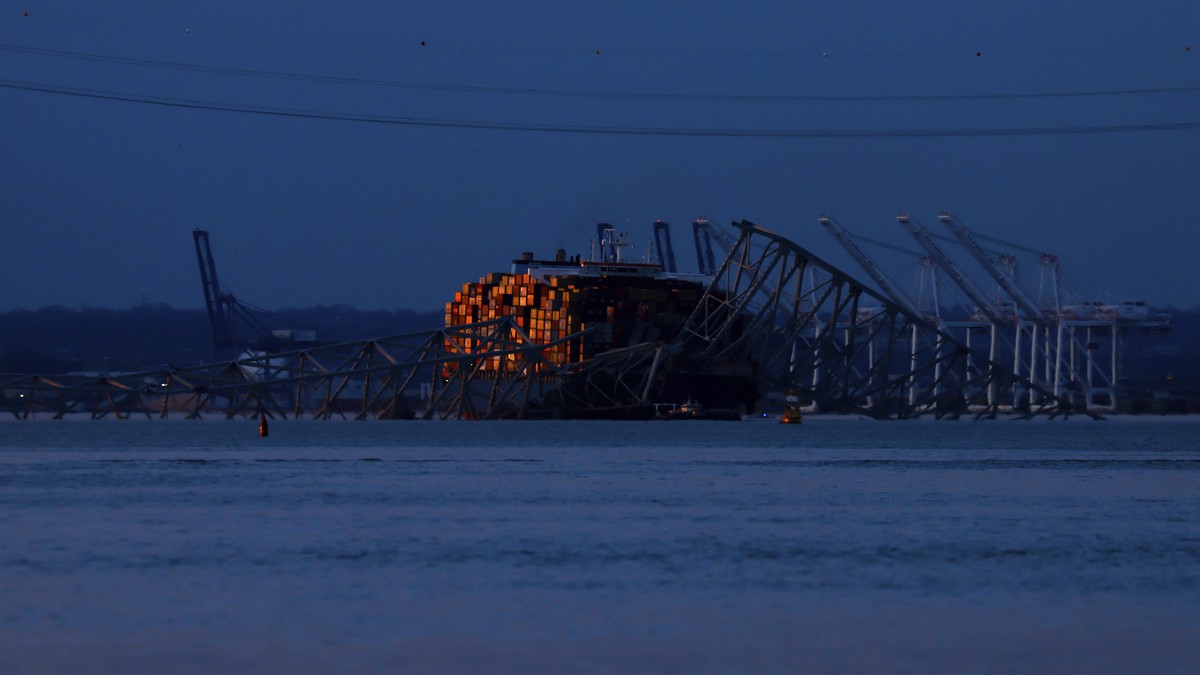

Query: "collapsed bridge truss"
left=1, top=317, right=582, bottom=421
left=2, top=221, right=1086, bottom=421
left=673, top=221, right=1086, bottom=417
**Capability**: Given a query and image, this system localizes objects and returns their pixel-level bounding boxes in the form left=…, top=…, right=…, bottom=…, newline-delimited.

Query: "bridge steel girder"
left=673, top=220, right=1082, bottom=419
left=1, top=224, right=1091, bottom=422
left=0, top=317, right=586, bottom=421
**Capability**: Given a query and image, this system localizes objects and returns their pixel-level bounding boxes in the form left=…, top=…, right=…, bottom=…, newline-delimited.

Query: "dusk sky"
left=3, top=2, right=1199, bottom=313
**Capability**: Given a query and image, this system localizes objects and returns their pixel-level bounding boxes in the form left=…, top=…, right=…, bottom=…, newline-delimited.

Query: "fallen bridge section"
left=0, top=316, right=586, bottom=421
left=1, top=222, right=1093, bottom=421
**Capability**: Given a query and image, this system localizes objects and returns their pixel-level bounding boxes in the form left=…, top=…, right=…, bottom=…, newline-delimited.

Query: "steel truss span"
left=1, top=221, right=1087, bottom=421
left=663, top=220, right=1084, bottom=419
left=0, top=317, right=584, bottom=421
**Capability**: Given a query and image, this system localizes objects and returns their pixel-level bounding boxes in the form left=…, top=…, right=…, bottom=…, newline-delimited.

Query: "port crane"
left=936, top=213, right=1169, bottom=409
left=940, top=212, right=1108, bottom=403
left=820, top=215, right=999, bottom=406
left=192, top=230, right=273, bottom=360
left=818, top=215, right=922, bottom=318
left=1033, top=252, right=1111, bottom=404
left=192, top=230, right=313, bottom=361
left=896, top=213, right=1023, bottom=406
left=817, top=222, right=950, bottom=326
left=897, top=214, right=1009, bottom=325
left=692, top=217, right=725, bottom=275
left=937, top=213, right=1046, bottom=320
left=652, top=220, right=678, bottom=273
left=819, top=214, right=930, bottom=407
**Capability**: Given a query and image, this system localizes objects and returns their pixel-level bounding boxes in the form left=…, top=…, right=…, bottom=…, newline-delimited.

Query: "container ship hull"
left=444, top=254, right=759, bottom=419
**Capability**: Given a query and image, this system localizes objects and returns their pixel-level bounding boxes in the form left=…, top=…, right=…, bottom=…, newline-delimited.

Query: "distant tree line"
left=0, top=304, right=442, bottom=373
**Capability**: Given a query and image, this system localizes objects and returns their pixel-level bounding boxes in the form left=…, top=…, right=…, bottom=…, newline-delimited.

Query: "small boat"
left=676, top=398, right=704, bottom=417
left=780, top=388, right=803, bottom=424
left=656, top=398, right=741, bottom=421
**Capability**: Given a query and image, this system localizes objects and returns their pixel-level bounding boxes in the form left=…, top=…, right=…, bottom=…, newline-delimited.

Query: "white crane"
left=937, top=213, right=1044, bottom=321
left=818, top=215, right=923, bottom=318
left=896, top=213, right=1017, bottom=407
left=896, top=214, right=1010, bottom=325
left=819, top=215, right=942, bottom=407
left=937, top=212, right=1125, bottom=410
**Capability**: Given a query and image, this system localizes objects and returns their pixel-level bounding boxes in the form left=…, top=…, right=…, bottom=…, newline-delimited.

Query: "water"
left=2, top=417, right=1198, bottom=673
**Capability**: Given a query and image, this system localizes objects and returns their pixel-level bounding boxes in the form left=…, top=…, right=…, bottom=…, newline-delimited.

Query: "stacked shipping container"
left=444, top=270, right=705, bottom=373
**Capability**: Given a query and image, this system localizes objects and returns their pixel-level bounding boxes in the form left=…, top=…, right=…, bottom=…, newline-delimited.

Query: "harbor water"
left=2, top=416, right=1198, bottom=673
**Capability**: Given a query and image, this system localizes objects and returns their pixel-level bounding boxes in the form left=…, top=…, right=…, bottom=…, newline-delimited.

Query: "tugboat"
left=676, top=398, right=704, bottom=418
left=780, top=388, right=804, bottom=425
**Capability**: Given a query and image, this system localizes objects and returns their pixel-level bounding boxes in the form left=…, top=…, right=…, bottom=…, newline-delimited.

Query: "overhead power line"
left=3, top=43, right=1200, bottom=103
left=4, top=79, right=1200, bottom=138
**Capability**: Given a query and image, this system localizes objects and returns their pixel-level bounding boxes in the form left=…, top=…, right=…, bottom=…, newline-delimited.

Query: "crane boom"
left=691, top=217, right=723, bottom=275
left=192, top=229, right=237, bottom=352
left=818, top=215, right=921, bottom=317
left=652, top=220, right=677, bottom=273
left=191, top=229, right=278, bottom=358
left=896, top=213, right=1008, bottom=325
left=937, top=212, right=1044, bottom=320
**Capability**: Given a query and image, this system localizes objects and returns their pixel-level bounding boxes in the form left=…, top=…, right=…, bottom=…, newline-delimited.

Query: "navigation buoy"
left=259, top=414, right=269, bottom=437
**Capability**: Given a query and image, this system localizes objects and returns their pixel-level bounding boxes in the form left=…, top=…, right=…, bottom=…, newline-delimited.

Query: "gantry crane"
left=652, top=220, right=678, bottom=273
left=818, top=215, right=922, bottom=318
left=192, top=230, right=312, bottom=361
left=910, top=212, right=1092, bottom=407
left=896, top=213, right=1017, bottom=406
left=937, top=213, right=1044, bottom=320
left=819, top=215, right=1005, bottom=405
left=819, top=215, right=943, bottom=405
left=192, top=230, right=271, bottom=359
left=692, top=217, right=725, bottom=275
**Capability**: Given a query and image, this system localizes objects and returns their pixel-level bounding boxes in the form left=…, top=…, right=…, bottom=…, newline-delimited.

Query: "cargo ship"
left=443, top=226, right=760, bottom=418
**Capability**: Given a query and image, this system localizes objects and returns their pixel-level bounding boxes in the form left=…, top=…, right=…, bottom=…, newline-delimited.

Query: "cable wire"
left=4, top=79, right=1200, bottom=138
left=4, top=42, right=1200, bottom=103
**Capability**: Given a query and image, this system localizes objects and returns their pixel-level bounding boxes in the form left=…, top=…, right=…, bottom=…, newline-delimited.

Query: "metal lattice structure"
left=2, top=220, right=1091, bottom=421
left=535, top=220, right=1084, bottom=419
left=662, top=220, right=1080, bottom=418
left=1, top=317, right=587, bottom=421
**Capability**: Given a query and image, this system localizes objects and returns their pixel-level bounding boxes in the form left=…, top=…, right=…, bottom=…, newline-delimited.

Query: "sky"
left=2, top=2, right=1199, bottom=313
